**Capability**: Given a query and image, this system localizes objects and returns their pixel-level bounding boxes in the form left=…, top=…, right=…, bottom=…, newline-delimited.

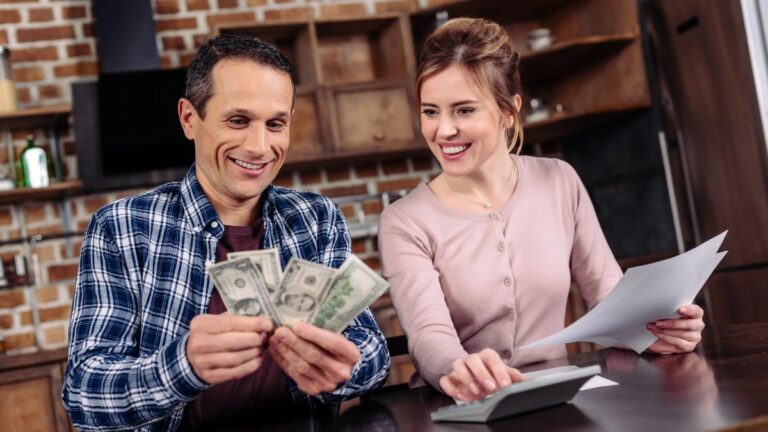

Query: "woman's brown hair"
left=416, top=17, right=524, bottom=153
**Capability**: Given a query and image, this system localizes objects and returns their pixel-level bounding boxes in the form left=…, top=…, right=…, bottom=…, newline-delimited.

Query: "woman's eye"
left=228, top=117, right=249, bottom=128
left=421, top=109, right=438, bottom=117
left=457, top=107, right=475, bottom=115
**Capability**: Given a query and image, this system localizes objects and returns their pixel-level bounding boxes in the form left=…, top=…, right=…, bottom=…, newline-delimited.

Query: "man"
left=62, top=34, right=390, bottom=431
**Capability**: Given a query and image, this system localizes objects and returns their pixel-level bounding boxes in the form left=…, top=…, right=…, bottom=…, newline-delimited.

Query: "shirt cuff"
left=148, top=333, right=210, bottom=406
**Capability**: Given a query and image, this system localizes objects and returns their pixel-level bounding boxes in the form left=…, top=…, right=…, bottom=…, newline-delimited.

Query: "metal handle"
left=658, top=131, right=685, bottom=254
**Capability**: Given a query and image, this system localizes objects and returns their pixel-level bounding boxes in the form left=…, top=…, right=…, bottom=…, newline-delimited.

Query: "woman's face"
left=419, top=64, right=514, bottom=177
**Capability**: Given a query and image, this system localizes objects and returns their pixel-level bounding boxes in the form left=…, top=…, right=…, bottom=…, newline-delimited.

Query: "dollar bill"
left=208, top=257, right=281, bottom=325
left=273, top=258, right=336, bottom=327
left=312, top=255, right=389, bottom=333
left=228, top=249, right=283, bottom=303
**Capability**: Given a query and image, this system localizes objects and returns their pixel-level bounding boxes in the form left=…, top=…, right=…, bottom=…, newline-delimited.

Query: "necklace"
left=446, top=158, right=517, bottom=209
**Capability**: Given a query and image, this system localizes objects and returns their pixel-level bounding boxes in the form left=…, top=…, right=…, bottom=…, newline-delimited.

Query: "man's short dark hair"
left=185, top=34, right=296, bottom=118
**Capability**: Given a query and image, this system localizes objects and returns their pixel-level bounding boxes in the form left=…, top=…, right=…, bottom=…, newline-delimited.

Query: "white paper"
left=520, top=232, right=728, bottom=354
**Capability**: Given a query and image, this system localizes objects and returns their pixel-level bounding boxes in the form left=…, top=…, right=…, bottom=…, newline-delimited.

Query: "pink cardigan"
left=378, top=156, right=623, bottom=389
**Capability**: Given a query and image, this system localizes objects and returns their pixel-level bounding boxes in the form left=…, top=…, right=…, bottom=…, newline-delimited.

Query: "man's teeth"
left=234, top=159, right=266, bottom=170
left=443, top=145, right=469, bottom=155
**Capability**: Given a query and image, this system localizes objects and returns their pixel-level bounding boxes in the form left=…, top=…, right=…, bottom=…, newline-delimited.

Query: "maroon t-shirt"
left=180, top=218, right=293, bottom=430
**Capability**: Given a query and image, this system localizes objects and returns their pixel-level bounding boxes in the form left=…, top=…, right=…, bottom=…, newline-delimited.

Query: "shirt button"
left=193, top=226, right=202, bottom=233
left=504, top=277, right=512, bottom=286
left=211, top=221, right=219, bottom=229
left=489, top=213, right=498, bottom=220
left=497, top=242, right=505, bottom=251
left=501, top=350, right=512, bottom=360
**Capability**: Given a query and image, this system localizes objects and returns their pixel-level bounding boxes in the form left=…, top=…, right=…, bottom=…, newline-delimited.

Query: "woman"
left=378, top=18, right=705, bottom=402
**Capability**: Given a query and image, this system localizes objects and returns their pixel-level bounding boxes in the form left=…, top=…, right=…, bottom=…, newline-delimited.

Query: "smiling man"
left=62, top=35, right=390, bottom=432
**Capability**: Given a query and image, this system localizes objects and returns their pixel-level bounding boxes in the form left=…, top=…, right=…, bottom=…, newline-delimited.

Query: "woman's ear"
left=508, top=94, right=522, bottom=127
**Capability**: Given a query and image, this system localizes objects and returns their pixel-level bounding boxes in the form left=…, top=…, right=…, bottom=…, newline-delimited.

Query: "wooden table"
left=220, top=323, right=768, bottom=431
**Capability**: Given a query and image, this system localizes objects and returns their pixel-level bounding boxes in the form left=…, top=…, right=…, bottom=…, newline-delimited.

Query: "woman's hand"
left=438, top=348, right=524, bottom=401
left=646, top=304, right=705, bottom=354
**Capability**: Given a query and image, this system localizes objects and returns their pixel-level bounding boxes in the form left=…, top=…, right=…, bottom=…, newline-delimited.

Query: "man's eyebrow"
left=221, top=108, right=290, bottom=118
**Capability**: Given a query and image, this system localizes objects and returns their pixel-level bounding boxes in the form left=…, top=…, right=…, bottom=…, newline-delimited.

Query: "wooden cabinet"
left=0, top=349, right=72, bottom=432
left=217, top=15, right=422, bottom=166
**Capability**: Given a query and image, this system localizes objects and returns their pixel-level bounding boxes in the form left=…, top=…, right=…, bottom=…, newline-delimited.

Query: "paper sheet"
left=523, top=366, right=618, bottom=391
left=520, top=232, right=728, bottom=353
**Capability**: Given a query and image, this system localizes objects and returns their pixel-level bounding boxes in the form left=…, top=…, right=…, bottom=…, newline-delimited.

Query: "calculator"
left=430, top=364, right=602, bottom=423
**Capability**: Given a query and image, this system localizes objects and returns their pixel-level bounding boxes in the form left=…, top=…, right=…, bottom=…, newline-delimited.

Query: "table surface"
left=216, top=323, right=768, bottom=432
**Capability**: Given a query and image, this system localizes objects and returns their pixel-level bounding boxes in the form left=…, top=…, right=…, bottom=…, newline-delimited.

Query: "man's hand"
left=268, top=322, right=361, bottom=396
left=187, top=313, right=273, bottom=385
left=438, top=349, right=525, bottom=402
left=646, top=304, right=705, bottom=354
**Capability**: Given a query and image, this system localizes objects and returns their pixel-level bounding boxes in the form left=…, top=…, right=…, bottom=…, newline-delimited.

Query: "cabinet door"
left=331, top=84, right=419, bottom=154
left=703, top=268, right=768, bottom=325
left=0, top=362, right=71, bottom=432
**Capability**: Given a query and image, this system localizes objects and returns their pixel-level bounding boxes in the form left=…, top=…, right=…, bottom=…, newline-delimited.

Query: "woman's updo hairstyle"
left=416, top=17, right=524, bottom=154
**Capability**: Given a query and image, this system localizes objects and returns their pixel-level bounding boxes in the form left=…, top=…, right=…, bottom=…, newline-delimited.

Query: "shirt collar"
left=180, top=163, right=277, bottom=233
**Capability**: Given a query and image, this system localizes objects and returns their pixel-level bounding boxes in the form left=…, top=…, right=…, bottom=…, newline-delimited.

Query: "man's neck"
left=196, top=172, right=264, bottom=227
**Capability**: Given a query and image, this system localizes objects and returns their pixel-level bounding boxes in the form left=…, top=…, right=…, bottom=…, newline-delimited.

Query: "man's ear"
left=178, top=98, right=197, bottom=140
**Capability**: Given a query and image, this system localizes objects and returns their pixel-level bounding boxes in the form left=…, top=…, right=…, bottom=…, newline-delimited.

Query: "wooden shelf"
left=0, top=180, right=82, bottom=205
left=0, top=105, right=71, bottom=130
left=524, top=103, right=651, bottom=142
left=520, top=33, right=638, bottom=85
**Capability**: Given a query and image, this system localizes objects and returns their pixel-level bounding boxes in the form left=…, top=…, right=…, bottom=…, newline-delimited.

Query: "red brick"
left=10, top=46, right=59, bottom=62
left=193, top=33, right=210, bottom=49
left=36, top=286, right=59, bottom=303
left=22, top=203, right=48, bottom=224
left=354, top=162, right=379, bottom=178
left=264, top=7, right=314, bottom=22
left=4, top=332, right=36, bottom=352
left=67, top=284, right=75, bottom=298
left=0, top=208, right=13, bottom=226
left=162, top=36, right=186, bottom=51
left=326, top=166, right=351, bottom=182
left=245, top=0, right=266, bottom=5
left=35, top=245, right=56, bottom=263
left=160, top=54, right=175, bottom=69
left=53, top=61, right=99, bottom=78
left=43, top=325, right=66, bottom=344
left=13, top=66, right=45, bottom=82
left=59, top=239, right=82, bottom=259
left=362, top=199, right=383, bottom=215
left=0, top=9, right=21, bottom=23
left=340, top=204, right=355, bottom=219
left=375, top=177, right=421, bottom=193
left=351, top=238, right=367, bottom=254
left=39, top=304, right=70, bottom=322
left=273, top=172, right=293, bottom=187
left=381, top=159, right=409, bottom=175
left=82, top=22, right=94, bottom=37
left=217, top=0, right=238, bottom=8
left=17, top=25, right=75, bottom=42
left=207, top=12, right=256, bottom=30
left=0, top=290, right=25, bottom=308
left=48, top=263, right=78, bottom=282
left=375, top=0, right=418, bottom=13
left=0, top=29, right=8, bottom=45
left=179, top=52, right=195, bottom=66
left=83, top=195, right=108, bottom=214
left=67, top=42, right=92, bottom=57
left=298, top=168, right=322, bottom=185
left=319, top=3, right=367, bottom=18
left=321, top=184, right=368, bottom=198
left=186, top=0, right=209, bottom=11
left=0, top=314, right=12, bottom=329
left=39, top=84, right=61, bottom=99
left=363, top=256, right=381, bottom=271
left=28, top=7, right=54, bottom=22
left=426, top=0, right=463, bottom=6
left=15, top=87, right=30, bottom=103
left=155, top=0, right=179, bottom=14
left=19, top=310, right=32, bottom=326
left=28, top=224, right=64, bottom=237
left=62, top=5, right=87, bottom=19
left=155, top=17, right=198, bottom=32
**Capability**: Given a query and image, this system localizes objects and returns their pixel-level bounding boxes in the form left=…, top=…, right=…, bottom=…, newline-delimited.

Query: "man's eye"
left=228, top=117, right=249, bottom=128
left=267, top=120, right=287, bottom=131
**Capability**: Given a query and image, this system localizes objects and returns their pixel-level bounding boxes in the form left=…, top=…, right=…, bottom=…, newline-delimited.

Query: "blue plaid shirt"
left=63, top=165, right=390, bottom=431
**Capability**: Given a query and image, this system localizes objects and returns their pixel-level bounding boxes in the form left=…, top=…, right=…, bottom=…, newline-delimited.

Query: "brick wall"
left=0, top=0, right=456, bottom=360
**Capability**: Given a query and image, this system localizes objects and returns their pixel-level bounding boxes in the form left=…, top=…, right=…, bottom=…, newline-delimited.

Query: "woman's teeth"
left=443, top=145, right=469, bottom=155
left=234, top=159, right=266, bottom=170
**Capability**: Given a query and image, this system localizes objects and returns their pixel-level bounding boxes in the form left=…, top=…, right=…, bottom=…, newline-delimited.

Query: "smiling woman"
left=378, top=17, right=706, bottom=404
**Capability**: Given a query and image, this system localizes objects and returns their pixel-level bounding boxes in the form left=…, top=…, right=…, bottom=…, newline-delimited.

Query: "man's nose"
left=243, top=126, right=269, bottom=153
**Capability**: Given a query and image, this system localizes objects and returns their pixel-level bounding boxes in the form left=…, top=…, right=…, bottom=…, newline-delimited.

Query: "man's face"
left=180, top=59, right=293, bottom=206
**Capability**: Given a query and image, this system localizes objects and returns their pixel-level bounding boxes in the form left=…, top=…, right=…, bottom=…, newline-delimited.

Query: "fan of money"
left=207, top=250, right=389, bottom=333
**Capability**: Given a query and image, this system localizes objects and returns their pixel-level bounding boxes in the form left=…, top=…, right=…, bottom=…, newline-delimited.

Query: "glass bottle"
left=20, top=135, right=50, bottom=188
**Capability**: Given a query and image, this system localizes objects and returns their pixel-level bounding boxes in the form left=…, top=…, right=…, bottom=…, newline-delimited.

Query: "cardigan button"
left=504, top=277, right=512, bottom=286
left=501, top=350, right=512, bottom=360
